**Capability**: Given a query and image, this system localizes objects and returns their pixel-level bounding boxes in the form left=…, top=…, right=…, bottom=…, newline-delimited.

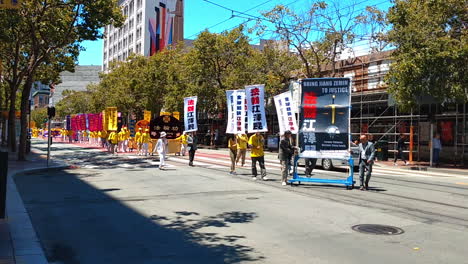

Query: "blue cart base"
left=288, top=156, right=355, bottom=190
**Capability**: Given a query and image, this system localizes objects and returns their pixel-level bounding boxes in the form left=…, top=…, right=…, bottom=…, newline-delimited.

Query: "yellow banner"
left=173, top=112, right=180, bottom=120
left=106, top=107, right=118, bottom=131
left=144, top=110, right=152, bottom=122
left=102, top=110, right=108, bottom=131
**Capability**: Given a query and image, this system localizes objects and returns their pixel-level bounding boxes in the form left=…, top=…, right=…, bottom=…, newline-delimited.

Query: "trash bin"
left=376, top=139, right=389, bottom=161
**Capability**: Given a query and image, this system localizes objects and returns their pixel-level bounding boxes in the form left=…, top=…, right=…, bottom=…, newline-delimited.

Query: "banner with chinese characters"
left=299, top=78, right=351, bottom=159
left=274, top=91, right=298, bottom=135
left=225, top=90, right=246, bottom=134
left=246, top=84, right=268, bottom=133
left=184, top=96, right=198, bottom=132
left=144, top=110, right=152, bottom=122
left=87, top=113, right=100, bottom=132
left=149, top=115, right=182, bottom=139
left=105, top=107, right=118, bottom=131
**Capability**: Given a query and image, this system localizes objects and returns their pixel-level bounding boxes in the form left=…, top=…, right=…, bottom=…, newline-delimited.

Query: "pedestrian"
left=117, top=129, right=125, bottom=153
left=279, top=131, right=294, bottom=186
left=141, top=128, right=150, bottom=156
left=358, top=134, right=376, bottom=190
left=180, top=131, right=188, bottom=156
left=394, top=133, right=408, bottom=166
left=187, top=132, right=198, bottom=166
left=236, top=133, right=248, bottom=166
left=304, top=158, right=317, bottom=177
left=156, top=132, right=168, bottom=169
left=228, top=134, right=237, bottom=175
left=248, top=132, right=268, bottom=181
left=432, top=133, right=442, bottom=167
left=108, top=131, right=118, bottom=154
left=135, top=128, right=143, bottom=155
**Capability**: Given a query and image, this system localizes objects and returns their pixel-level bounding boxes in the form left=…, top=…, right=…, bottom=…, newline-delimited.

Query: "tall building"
left=102, top=0, right=184, bottom=71
left=51, top=65, right=101, bottom=105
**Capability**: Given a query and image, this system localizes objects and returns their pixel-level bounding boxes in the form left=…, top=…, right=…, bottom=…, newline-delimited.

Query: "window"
left=129, top=0, right=134, bottom=14
left=136, top=43, right=141, bottom=53
left=104, top=52, right=107, bottom=59
left=128, top=34, right=133, bottom=44
left=104, top=39, right=107, bottom=47
left=128, top=48, right=133, bottom=54
left=137, top=0, right=142, bottom=9
left=137, top=12, right=142, bottom=25
left=129, top=19, right=134, bottom=30
left=103, top=63, right=107, bottom=71
left=136, top=27, right=141, bottom=39
left=124, top=6, right=128, bottom=17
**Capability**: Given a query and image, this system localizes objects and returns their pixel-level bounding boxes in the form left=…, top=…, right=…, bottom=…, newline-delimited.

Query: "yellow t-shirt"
left=181, top=134, right=188, bottom=144
left=141, top=132, right=150, bottom=143
left=108, top=132, right=118, bottom=144
left=248, top=134, right=264, bottom=157
left=118, top=131, right=126, bottom=142
left=236, top=134, right=248, bottom=150
left=135, top=132, right=142, bottom=143
left=228, top=138, right=237, bottom=151
left=100, top=130, right=107, bottom=138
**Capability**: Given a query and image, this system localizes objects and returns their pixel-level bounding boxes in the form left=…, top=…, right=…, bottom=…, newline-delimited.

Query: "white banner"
left=226, top=90, right=246, bottom=134
left=246, top=84, right=268, bottom=133
left=184, top=96, right=198, bottom=132
left=274, top=91, right=298, bottom=135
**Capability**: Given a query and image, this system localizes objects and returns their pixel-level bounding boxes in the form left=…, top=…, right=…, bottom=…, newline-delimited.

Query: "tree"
left=55, top=90, right=94, bottom=118
left=256, top=1, right=365, bottom=78
left=30, top=108, right=48, bottom=129
left=0, top=0, right=123, bottom=159
left=386, top=0, right=468, bottom=109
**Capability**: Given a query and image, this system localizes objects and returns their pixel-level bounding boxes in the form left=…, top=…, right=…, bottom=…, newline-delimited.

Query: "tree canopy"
left=386, top=0, right=468, bottom=109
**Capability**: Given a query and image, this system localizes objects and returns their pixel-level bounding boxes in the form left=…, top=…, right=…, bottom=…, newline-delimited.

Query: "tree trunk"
left=7, top=84, right=17, bottom=152
left=18, top=76, right=34, bottom=161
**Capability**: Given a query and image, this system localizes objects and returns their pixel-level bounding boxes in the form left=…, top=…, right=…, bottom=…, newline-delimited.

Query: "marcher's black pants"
left=305, top=158, right=317, bottom=175
left=189, top=149, right=196, bottom=164
left=251, top=156, right=266, bottom=177
left=393, top=149, right=406, bottom=163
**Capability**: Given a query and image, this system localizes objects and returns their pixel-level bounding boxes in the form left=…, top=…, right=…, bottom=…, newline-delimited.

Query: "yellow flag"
left=144, top=110, right=152, bottom=122
left=106, top=107, right=118, bottom=131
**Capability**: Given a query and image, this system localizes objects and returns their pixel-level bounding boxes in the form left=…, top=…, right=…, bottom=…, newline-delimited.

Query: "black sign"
left=149, top=115, right=182, bottom=139
left=299, top=78, right=351, bottom=159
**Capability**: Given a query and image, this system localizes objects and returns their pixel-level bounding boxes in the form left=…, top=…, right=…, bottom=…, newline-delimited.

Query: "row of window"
left=103, top=44, right=141, bottom=71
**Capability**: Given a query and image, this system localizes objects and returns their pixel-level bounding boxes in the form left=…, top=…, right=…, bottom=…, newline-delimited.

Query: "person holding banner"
left=358, top=135, right=376, bottom=190
left=187, top=132, right=198, bottom=166
left=236, top=133, right=248, bottom=167
left=228, top=135, right=238, bottom=175
left=279, top=131, right=295, bottom=186
left=156, top=132, right=168, bottom=169
left=248, top=132, right=268, bottom=181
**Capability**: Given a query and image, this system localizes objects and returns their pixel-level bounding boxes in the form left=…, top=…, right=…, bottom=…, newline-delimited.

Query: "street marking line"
left=456, top=182, right=468, bottom=185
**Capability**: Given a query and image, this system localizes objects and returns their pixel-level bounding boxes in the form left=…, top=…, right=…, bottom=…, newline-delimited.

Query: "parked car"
left=297, top=142, right=360, bottom=171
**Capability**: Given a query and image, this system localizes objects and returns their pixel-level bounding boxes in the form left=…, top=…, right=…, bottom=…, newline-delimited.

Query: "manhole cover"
left=352, top=224, right=404, bottom=235
left=246, top=197, right=259, bottom=200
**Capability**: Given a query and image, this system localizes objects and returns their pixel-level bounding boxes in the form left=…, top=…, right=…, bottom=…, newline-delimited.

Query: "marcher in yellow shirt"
left=228, top=135, right=237, bottom=175
left=236, top=133, right=248, bottom=166
left=248, top=132, right=267, bottom=181
left=118, top=129, right=126, bottom=152
left=108, top=131, right=118, bottom=154
left=135, top=128, right=143, bottom=155
left=180, top=132, right=188, bottom=156
left=99, top=130, right=108, bottom=148
left=141, top=128, right=150, bottom=156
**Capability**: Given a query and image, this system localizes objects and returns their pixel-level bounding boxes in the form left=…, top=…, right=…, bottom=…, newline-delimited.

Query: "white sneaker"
left=282, top=182, right=287, bottom=186
left=393, top=163, right=397, bottom=166
left=252, top=177, right=257, bottom=180
left=262, top=176, right=269, bottom=181
left=404, top=162, right=409, bottom=166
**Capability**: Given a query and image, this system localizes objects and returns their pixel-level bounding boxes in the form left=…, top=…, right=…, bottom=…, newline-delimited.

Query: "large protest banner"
left=299, top=78, right=351, bottom=159
left=184, top=96, right=198, bottom=132
left=245, top=84, right=268, bottom=133
left=225, top=90, right=246, bottom=134
left=274, top=91, right=298, bottom=135
left=106, top=107, right=118, bottom=131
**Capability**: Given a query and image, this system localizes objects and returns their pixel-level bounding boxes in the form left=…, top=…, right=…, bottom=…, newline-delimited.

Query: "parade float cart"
left=288, top=78, right=355, bottom=189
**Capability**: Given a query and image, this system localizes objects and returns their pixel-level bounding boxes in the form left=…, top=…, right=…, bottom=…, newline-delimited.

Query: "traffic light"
left=47, top=107, right=55, bottom=118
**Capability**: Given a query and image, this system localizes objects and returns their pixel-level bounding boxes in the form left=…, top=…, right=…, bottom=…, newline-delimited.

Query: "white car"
left=297, top=143, right=360, bottom=171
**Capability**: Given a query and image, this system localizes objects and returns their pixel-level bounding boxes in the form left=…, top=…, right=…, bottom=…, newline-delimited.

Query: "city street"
left=12, top=139, right=468, bottom=264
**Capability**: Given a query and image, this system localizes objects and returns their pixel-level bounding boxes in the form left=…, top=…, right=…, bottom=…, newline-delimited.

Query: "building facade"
left=102, top=0, right=184, bottom=71
left=51, top=65, right=101, bottom=105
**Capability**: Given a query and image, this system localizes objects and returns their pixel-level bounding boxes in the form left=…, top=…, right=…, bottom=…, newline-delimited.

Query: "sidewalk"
left=1, top=147, right=69, bottom=264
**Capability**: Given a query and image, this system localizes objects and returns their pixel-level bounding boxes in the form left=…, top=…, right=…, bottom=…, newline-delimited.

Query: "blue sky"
left=78, top=0, right=391, bottom=65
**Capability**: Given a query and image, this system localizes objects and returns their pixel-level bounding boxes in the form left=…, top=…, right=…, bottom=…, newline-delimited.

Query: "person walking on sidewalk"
left=180, top=131, right=188, bottom=156
left=394, top=133, right=408, bottom=166
left=236, top=133, right=248, bottom=166
left=187, top=132, right=198, bottom=166
left=156, top=132, right=168, bottom=169
left=358, top=134, right=376, bottom=190
left=228, top=135, right=238, bottom=175
left=249, top=132, right=268, bottom=181
left=432, top=133, right=442, bottom=167
left=279, top=131, right=294, bottom=186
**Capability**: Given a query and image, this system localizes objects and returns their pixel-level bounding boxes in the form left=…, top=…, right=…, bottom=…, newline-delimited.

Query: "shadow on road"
left=14, top=168, right=263, bottom=264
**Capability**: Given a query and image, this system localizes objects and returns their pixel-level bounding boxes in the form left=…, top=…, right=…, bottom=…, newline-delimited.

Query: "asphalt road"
left=13, top=139, right=468, bottom=264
